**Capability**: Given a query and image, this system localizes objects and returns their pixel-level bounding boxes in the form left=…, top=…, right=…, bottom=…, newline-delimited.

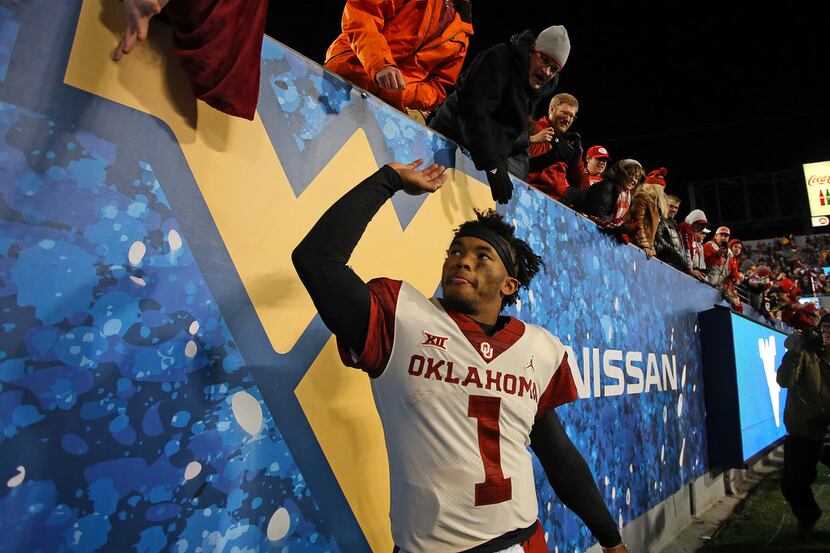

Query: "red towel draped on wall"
left=164, top=0, right=268, bottom=120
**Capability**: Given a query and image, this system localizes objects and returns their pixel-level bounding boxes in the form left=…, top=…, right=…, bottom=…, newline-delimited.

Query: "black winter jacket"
left=581, top=179, right=619, bottom=221
left=655, top=218, right=691, bottom=272
left=429, top=30, right=559, bottom=174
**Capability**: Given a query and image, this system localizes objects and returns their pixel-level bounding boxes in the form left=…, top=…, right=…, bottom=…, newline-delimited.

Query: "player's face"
left=441, top=236, right=518, bottom=320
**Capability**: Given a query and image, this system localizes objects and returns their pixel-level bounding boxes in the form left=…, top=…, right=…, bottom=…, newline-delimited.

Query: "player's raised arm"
left=291, top=161, right=445, bottom=352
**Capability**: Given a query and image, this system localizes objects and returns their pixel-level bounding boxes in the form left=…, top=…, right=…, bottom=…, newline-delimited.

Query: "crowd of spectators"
left=317, top=4, right=830, bottom=323
left=733, top=235, right=830, bottom=323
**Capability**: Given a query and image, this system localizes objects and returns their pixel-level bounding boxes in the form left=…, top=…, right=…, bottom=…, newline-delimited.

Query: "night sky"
left=266, top=3, right=829, bottom=239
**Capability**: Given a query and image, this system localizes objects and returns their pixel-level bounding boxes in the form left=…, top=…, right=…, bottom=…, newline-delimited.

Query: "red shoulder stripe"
left=535, top=352, right=578, bottom=420
left=336, top=278, right=402, bottom=377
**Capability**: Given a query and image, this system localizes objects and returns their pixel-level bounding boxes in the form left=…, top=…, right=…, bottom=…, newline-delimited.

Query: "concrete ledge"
left=585, top=447, right=783, bottom=553
left=691, top=470, right=726, bottom=515
left=586, top=484, right=693, bottom=553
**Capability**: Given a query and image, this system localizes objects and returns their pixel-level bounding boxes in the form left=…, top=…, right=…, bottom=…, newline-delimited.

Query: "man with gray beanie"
left=429, top=25, right=570, bottom=204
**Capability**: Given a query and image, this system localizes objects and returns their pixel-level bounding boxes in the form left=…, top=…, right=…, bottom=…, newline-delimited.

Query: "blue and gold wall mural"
left=0, top=1, right=726, bottom=552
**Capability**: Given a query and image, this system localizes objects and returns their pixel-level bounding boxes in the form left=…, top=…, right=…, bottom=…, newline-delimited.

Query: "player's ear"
left=501, top=276, right=519, bottom=297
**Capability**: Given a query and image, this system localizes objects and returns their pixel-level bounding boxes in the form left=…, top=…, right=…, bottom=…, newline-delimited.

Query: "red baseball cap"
left=586, top=145, right=609, bottom=159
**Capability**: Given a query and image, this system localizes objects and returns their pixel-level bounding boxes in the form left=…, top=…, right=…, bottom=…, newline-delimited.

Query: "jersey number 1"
left=468, top=395, right=512, bottom=506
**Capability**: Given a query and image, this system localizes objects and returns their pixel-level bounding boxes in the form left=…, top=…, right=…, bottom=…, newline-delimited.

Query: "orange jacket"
left=324, top=0, right=473, bottom=113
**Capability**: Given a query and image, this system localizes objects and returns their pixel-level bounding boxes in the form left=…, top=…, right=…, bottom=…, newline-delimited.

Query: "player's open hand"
left=387, top=159, right=447, bottom=196
left=112, top=0, right=170, bottom=61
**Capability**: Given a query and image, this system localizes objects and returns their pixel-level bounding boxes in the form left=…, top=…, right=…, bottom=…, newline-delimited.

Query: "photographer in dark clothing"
left=777, top=310, right=830, bottom=537
left=429, top=25, right=570, bottom=204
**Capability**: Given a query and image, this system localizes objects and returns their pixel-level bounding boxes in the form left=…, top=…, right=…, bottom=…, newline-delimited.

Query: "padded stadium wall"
left=0, top=1, right=727, bottom=552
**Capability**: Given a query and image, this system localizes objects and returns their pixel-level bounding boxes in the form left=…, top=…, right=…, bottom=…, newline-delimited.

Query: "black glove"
left=553, top=131, right=582, bottom=165
left=486, top=166, right=513, bottom=204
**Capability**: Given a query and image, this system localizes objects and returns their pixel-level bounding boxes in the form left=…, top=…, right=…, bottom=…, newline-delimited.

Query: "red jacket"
left=325, top=0, right=473, bottom=113
left=526, top=116, right=585, bottom=200
left=703, top=241, right=728, bottom=268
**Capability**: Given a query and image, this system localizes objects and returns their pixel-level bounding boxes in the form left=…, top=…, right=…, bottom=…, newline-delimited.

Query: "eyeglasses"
left=534, top=51, right=561, bottom=74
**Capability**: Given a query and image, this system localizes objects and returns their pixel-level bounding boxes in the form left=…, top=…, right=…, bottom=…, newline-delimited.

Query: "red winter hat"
left=728, top=238, right=742, bottom=248
left=645, top=167, right=667, bottom=187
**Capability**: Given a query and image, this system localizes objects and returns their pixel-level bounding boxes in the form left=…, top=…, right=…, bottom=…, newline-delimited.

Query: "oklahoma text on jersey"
left=406, top=354, right=540, bottom=402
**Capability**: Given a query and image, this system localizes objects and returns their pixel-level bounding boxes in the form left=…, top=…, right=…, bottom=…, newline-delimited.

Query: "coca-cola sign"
left=808, top=174, right=830, bottom=186
left=804, top=161, right=830, bottom=218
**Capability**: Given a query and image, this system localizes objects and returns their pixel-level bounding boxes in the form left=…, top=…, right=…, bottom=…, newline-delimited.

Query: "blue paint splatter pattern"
left=0, top=99, right=338, bottom=553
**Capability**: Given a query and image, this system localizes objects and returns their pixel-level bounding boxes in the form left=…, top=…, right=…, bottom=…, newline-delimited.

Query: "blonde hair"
left=549, top=93, right=579, bottom=111
left=642, top=183, right=669, bottom=217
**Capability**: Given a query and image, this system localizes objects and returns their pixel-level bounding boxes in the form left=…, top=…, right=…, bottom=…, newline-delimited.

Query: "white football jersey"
left=339, top=279, right=577, bottom=553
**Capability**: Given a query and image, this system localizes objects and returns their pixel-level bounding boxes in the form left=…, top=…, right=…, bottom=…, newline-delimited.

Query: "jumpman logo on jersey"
left=422, top=331, right=450, bottom=350
left=525, top=356, right=535, bottom=373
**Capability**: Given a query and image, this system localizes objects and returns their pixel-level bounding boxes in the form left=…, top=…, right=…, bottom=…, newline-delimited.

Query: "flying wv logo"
left=758, top=336, right=781, bottom=427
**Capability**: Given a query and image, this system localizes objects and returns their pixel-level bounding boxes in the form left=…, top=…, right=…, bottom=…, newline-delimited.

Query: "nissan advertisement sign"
left=804, top=160, right=830, bottom=227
